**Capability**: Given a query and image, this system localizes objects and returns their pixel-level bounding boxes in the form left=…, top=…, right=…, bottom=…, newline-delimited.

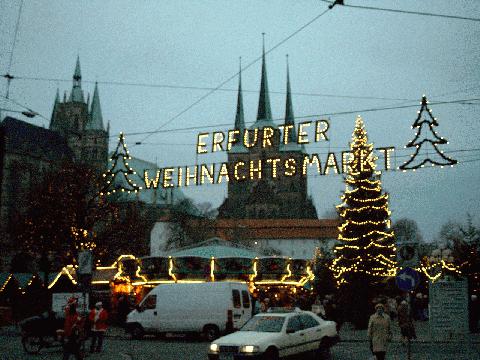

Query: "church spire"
left=87, top=82, right=104, bottom=130
left=70, top=55, right=85, bottom=103
left=49, top=88, right=60, bottom=129
left=284, top=55, right=297, bottom=144
left=256, top=34, right=272, bottom=121
left=74, top=55, right=81, bottom=81
left=234, top=57, right=245, bottom=131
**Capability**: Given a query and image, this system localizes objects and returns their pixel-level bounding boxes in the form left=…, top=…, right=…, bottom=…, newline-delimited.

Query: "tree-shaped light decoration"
left=330, top=116, right=397, bottom=286
left=399, top=95, right=457, bottom=171
left=100, top=132, right=142, bottom=196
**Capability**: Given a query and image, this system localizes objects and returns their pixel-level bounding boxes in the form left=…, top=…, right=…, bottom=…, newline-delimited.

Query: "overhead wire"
left=1, top=94, right=478, bottom=148
left=6, top=0, right=24, bottom=73
left=320, top=0, right=480, bottom=22
left=133, top=6, right=333, bottom=146
left=1, top=0, right=24, bottom=121
left=7, top=75, right=416, bottom=102
left=110, top=97, right=480, bottom=139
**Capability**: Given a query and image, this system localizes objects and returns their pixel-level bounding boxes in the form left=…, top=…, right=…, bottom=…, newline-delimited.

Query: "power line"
left=1, top=95, right=49, bottom=122
left=134, top=6, right=333, bottom=146
left=320, top=0, right=480, bottom=22
left=6, top=0, right=23, bottom=72
left=1, top=95, right=478, bottom=147
left=1, top=0, right=23, bottom=121
left=117, top=97, right=480, bottom=140
left=8, top=75, right=415, bottom=102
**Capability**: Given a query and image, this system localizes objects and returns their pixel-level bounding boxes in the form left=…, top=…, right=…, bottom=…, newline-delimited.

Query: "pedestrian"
left=117, top=295, right=131, bottom=327
left=397, top=298, right=416, bottom=343
left=62, top=300, right=84, bottom=360
left=89, top=301, right=108, bottom=353
left=470, top=295, right=479, bottom=333
left=260, top=298, right=270, bottom=312
left=368, top=303, right=392, bottom=360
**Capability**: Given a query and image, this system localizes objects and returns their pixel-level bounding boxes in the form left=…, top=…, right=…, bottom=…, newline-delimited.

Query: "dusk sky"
left=1, top=0, right=479, bottom=242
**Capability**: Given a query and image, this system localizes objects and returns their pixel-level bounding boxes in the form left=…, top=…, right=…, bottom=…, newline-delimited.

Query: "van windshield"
left=241, top=316, right=285, bottom=333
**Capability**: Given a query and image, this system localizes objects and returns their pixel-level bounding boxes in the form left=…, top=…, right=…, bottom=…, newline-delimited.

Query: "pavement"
left=1, top=321, right=480, bottom=360
left=3, top=319, right=479, bottom=343
left=339, top=320, right=480, bottom=343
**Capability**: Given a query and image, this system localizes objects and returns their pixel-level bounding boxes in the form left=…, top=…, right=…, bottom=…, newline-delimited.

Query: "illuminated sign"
left=144, top=119, right=396, bottom=189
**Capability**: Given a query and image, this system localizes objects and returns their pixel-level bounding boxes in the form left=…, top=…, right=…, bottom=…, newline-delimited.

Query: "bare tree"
left=392, top=218, right=423, bottom=244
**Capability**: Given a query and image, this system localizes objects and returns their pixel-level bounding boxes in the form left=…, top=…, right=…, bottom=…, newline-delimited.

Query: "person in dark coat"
left=397, top=298, right=416, bottom=343
left=117, top=296, right=131, bottom=326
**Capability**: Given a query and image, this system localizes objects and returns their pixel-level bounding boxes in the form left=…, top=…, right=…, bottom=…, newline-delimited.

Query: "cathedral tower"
left=218, top=48, right=317, bottom=219
left=50, top=57, right=109, bottom=172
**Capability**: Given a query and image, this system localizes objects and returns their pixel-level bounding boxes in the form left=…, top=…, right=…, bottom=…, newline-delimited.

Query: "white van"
left=126, top=282, right=252, bottom=340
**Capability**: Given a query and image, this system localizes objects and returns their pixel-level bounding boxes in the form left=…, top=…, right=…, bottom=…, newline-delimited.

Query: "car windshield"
left=241, top=315, right=285, bottom=333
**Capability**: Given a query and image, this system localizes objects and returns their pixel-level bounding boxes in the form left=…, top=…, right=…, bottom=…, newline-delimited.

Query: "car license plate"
left=219, top=354, right=234, bottom=360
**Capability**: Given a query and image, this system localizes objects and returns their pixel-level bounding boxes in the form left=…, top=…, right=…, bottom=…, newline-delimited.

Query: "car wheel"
left=317, top=338, right=332, bottom=360
left=131, top=324, right=145, bottom=340
left=203, top=325, right=220, bottom=341
left=263, top=346, right=279, bottom=360
left=22, top=335, right=43, bottom=354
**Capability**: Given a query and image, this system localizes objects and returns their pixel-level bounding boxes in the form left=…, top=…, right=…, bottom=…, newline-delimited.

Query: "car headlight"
left=240, top=345, right=260, bottom=353
left=209, top=343, right=219, bottom=353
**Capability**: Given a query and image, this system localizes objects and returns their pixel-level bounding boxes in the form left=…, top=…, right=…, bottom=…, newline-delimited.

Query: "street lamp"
left=0, top=108, right=38, bottom=119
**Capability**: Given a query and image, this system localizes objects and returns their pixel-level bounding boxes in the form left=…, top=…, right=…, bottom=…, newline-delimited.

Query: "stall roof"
left=37, top=272, right=60, bottom=285
left=170, top=244, right=258, bottom=259
left=13, top=273, right=34, bottom=288
left=0, top=273, right=11, bottom=288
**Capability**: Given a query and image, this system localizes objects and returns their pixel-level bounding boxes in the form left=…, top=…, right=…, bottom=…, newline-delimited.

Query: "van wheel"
left=263, top=347, right=278, bottom=360
left=131, top=324, right=144, bottom=340
left=203, top=325, right=219, bottom=341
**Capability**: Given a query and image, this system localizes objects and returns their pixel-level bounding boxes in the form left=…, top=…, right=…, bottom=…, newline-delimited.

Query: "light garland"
left=399, top=95, right=457, bottom=171
left=0, top=274, right=13, bottom=293
left=417, top=259, right=462, bottom=283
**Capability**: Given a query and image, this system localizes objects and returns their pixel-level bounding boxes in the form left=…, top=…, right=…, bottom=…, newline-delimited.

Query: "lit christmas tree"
left=100, top=132, right=142, bottom=196
left=331, top=116, right=397, bottom=285
left=399, top=95, right=457, bottom=171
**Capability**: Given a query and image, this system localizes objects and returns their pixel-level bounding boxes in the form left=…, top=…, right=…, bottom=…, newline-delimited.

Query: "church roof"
left=256, top=39, right=272, bottom=122
left=214, top=218, right=340, bottom=240
left=86, top=82, right=104, bottom=130
left=69, top=56, right=85, bottom=103
left=50, top=88, right=60, bottom=129
left=279, top=58, right=303, bottom=153
left=0, top=117, right=74, bottom=160
left=234, top=59, right=245, bottom=132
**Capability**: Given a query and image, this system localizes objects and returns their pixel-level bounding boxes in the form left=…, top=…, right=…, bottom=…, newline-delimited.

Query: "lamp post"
left=0, top=107, right=38, bottom=121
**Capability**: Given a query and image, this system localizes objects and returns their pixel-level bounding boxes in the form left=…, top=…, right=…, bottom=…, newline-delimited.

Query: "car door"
left=231, top=289, right=243, bottom=329
left=239, top=289, right=251, bottom=327
left=299, top=314, right=322, bottom=352
left=283, top=315, right=306, bottom=357
left=137, top=294, right=158, bottom=332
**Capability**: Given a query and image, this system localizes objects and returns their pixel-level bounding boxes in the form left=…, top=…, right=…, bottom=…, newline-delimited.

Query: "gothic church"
left=218, top=48, right=317, bottom=219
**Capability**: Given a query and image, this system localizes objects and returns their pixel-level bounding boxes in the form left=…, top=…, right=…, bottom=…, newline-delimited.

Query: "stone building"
left=49, top=56, right=109, bottom=173
left=218, top=48, right=317, bottom=219
left=0, top=57, right=109, bottom=270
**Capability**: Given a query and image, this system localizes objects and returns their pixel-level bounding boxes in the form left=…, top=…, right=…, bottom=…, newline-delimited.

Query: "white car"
left=208, top=308, right=339, bottom=360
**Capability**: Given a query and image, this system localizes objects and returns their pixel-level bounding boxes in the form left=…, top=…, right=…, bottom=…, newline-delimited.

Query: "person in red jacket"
left=63, top=300, right=84, bottom=360
left=88, top=302, right=108, bottom=353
